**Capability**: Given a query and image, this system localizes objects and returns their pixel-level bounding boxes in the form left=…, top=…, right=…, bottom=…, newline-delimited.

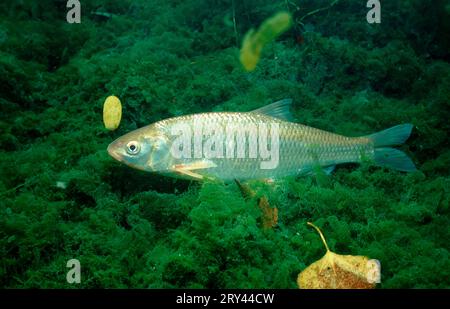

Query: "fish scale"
left=156, top=112, right=373, bottom=180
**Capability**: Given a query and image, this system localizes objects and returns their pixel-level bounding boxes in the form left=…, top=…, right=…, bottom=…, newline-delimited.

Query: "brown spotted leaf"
left=297, top=222, right=378, bottom=289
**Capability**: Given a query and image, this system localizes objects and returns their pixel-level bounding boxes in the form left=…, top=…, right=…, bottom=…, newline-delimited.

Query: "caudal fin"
left=367, top=124, right=416, bottom=172
left=374, top=148, right=416, bottom=172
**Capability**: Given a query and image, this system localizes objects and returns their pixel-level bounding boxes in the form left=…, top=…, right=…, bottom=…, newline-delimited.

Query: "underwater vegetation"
left=0, top=0, right=449, bottom=288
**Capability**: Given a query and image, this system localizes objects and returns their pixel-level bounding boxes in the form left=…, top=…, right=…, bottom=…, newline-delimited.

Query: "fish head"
left=107, top=124, right=171, bottom=172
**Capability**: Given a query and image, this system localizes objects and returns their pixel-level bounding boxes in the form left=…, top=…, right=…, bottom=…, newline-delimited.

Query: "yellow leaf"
left=297, top=222, right=378, bottom=289
left=240, top=12, right=293, bottom=71
left=103, top=95, right=122, bottom=130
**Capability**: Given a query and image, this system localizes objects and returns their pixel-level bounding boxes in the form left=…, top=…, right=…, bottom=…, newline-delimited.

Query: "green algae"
left=0, top=0, right=449, bottom=288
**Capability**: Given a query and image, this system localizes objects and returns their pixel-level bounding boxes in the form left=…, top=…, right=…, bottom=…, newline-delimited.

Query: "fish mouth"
left=107, top=143, right=124, bottom=163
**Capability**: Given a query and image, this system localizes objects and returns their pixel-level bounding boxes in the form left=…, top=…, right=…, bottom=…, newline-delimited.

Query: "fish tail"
left=366, top=124, right=416, bottom=172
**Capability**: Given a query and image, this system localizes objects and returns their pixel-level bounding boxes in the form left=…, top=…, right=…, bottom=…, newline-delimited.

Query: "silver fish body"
left=107, top=99, right=416, bottom=181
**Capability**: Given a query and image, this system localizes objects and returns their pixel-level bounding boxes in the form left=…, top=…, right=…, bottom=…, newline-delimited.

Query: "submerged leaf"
left=235, top=180, right=278, bottom=229
left=297, top=222, right=378, bottom=289
left=240, top=12, right=293, bottom=71
left=103, top=95, right=122, bottom=130
left=258, top=196, right=278, bottom=229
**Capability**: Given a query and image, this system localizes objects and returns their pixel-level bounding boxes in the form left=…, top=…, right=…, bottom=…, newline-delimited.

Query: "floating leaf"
left=240, top=12, right=293, bottom=71
left=297, top=222, right=379, bottom=289
left=103, top=95, right=122, bottom=130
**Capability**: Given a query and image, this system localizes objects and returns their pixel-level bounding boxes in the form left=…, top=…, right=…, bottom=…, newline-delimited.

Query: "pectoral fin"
left=173, top=169, right=204, bottom=180
left=323, top=165, right=336, bottom=175
left=171, top=160, right=217, bottom=180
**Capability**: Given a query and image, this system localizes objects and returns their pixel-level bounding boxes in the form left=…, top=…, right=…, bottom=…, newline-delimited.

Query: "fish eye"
left=126, top=141, right=140, bottom=155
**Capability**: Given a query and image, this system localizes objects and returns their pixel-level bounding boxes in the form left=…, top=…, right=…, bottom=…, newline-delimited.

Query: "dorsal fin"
left=250, top=99, right=294, bottom=121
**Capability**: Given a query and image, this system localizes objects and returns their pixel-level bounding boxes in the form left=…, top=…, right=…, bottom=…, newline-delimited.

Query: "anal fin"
left=323, top=165, right=336, bottom=175
left=171, top=160, right=217, bottom=180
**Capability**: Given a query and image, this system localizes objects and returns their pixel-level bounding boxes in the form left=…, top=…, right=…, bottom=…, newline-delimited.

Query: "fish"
left=107, top=99, right=416, bottom=181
